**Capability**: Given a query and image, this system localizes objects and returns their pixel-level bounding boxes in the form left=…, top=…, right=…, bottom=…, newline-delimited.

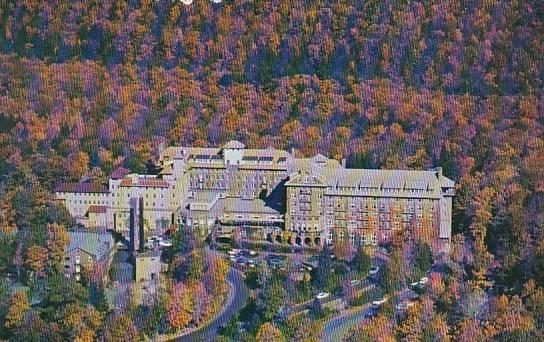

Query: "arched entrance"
left=295, top=236, right=302, bottom=245
left=314, top=237, right=321, bottom=246
left=266, top=233, right=273, bottom=242
left=275, top=235, right=282, bottom=244
left=304, top=237, right=312, bottom=246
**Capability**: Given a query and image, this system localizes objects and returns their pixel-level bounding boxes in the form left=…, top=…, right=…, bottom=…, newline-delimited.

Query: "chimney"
left=341, top=158, right=346, bottom=168
left=138, top=197, right=145, bottom=252
left=291, top=147, right=295, bottom=157
left=129, top=206, right=135, bottom=253
left=436, top=167, right=443, bottom=178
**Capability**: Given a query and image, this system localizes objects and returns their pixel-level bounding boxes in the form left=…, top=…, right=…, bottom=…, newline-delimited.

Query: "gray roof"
left=321, top=169, right=452, bottom=198
left=159, top=144, right=455, bottom=200
left=285, top=166, right=455, bottom=199
left=66, top=231, right=114, bottom=260
left=222, top=198, right=280, bottom=215
left=187, top=191, right=221, bottom=204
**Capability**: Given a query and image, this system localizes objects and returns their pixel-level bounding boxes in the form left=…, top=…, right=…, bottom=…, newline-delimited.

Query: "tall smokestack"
left=129, top=207, right=135, bottom=253
left=138, top=197, right=145, bottom=252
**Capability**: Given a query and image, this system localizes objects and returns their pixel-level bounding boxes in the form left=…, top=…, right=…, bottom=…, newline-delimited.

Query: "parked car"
left=159, top=240, right=173, bottom=247
left=236, top=256, right=248, bottom=265
left=316, top=292, right=330, bottom=300
left=369, top=266, right=380, bottom=275
left=267, top=254, right=286, bottom=261
left=239, top=250, right=258, bottom=258
left=419, top=276, right=429, bottom=285
left=372, top=296, right=388, bottom=306
left=396, top=301, right=415, bottom=311
left=350, top=279, right=361, bottom=286
left=302, top=261, right=316, bottom=269
left=227, top=249, right=241, bottom=256
left=365, top=307, right=379, bottom=318
left=410, top=281, right=419, bottom=288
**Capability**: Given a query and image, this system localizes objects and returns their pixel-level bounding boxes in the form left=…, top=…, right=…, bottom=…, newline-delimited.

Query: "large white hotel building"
left=54, top=141, right=455, bottom=249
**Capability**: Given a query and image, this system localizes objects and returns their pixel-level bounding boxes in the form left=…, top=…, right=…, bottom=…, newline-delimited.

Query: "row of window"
left=68, top=199, right=109, bottom=205
left=326, top=201, right=435, bottom=211
left=331, top=187, right=431, bottom=194
left=65, top=255, right=93, bottom=263
left=326, top=231, right=379, bottom=246
left=323, top=212, right=434, bottom=221
left=59, top=192, right=108, bottom=197
left=291, top=220, right=433, bottom=231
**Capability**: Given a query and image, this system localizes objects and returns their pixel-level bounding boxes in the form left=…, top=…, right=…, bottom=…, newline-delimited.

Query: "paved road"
left=322, top=303, right=374, bottom=342
left=290, top=278, right=374, bottom=315
left=321, top=288, right=414, bottom=342
left=172, top=267, right=250, bottom=342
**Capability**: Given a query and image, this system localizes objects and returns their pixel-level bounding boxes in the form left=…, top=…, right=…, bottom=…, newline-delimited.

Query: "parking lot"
left=222, top=247, right=316, bottom=273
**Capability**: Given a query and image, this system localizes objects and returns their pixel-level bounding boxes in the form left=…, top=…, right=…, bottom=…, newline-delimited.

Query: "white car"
left=419, top=277, right=429, bottom=285
left=316, top=292, right=330, bottom=300
left=410, top=281, right=419, bottom=287
left=159, top=240, right=173, bottom=247
left=396, top=302, right=415, bottom=310
left=350, top=279, right=361, bottom=286
left=372, top=296, right=388, bottom=306
left=369, top=266, right=380, bottom=275
left=227, top=249, right=241, bottom=256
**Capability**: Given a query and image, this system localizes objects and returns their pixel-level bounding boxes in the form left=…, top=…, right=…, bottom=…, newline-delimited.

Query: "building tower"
left=138, top=197, right=145, bottom=253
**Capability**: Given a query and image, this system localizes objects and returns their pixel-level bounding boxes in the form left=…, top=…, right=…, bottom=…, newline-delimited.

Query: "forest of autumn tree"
left=0, top=0, right=543, bottom=340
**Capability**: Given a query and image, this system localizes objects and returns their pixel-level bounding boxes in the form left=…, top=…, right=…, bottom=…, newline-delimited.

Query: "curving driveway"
left=322, top=304, right=374, bottom=342
left=169, top=267, right=249, bottom=342
left=321, top=288, right=414, bottom=342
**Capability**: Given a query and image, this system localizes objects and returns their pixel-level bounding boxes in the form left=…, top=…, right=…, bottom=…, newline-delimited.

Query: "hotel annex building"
left=54, top=141, right=455, bottom=249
